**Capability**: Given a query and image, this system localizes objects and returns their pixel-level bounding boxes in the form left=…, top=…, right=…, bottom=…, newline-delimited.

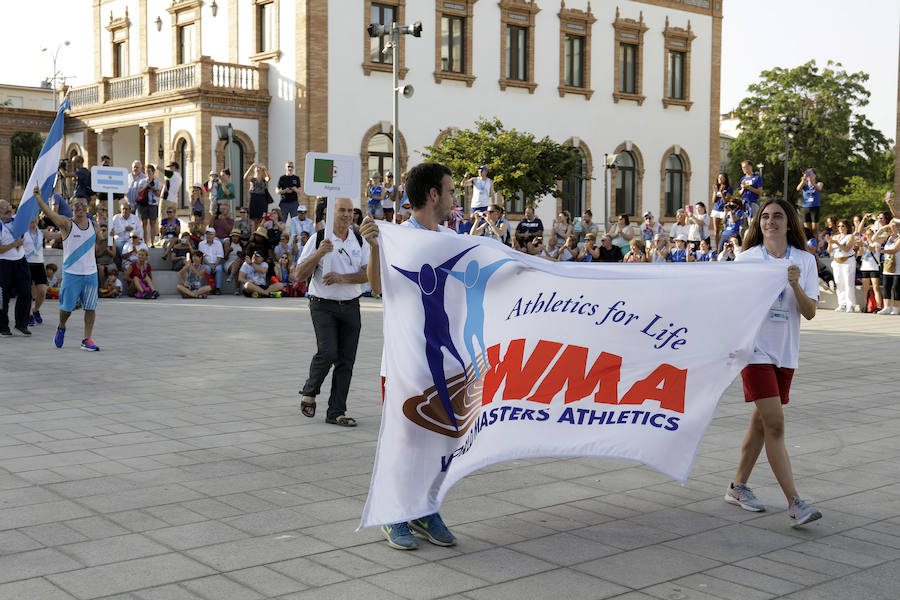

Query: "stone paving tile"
left=438, top=547, right=556, bottom=583
left=508, top=532, right=620, bottom=566
left=184, top=535, right=335, bottom=571
left=641, top=574, right=774, bottom=600
left=702, top=564, right=805, bottom=596
left=227, top=566, right=310, bottom=597
left=57, top=533, right=170, bottom=567
left=275, top=579, right=407, bottom=600
left=0, top=578, right=77, bottom=600
left=0, top=548, right=83, bottom=584
left=662, top=523, right=798, bottom=562
left=462, top=568, right=628, bottom=600
left=132, top=585, right=204, bottom=600
left=364, top=562, right=489, bottom=599
left=143, top=520, right=250, bottom=551
left=0, top=530, right=44, bottom=555
left=179, top=575, right=264, bottom=600
left=574, top=545, right=721, bottom=589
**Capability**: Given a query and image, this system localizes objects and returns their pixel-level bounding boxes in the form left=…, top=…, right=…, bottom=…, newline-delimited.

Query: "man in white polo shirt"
left=198, top=227, right=225, bottom=294
left=0, top=198, right=33, bottom=336
left=294, top=197, right=369, bottom=428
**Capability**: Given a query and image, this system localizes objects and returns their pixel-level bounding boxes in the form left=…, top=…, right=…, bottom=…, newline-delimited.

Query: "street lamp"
left=366, top=20, right=422, bottom=178
left=603, top=153, right=618, bottom=226
left=41, top=40, right=70, bottom=110
left=778, top=116, right=800, bottom=201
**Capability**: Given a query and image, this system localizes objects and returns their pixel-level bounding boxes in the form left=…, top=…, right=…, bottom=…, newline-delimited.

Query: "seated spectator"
left=224, top=228, right=244, bottom=283
left=457, top=213, right=473, bottom=235
left=45, top=264, right=60, bottom=299
left=176, top=251, right=213, bottom=299
left=211, top=204, right=235, bottom=241
left=669, top=209, right=689, bottom=242
left=596, top=234, right=623, bottom=262
left=234, top=206, right=253, bottom=244
left=128, top=248, right=159, bottom=298
left=623, top=238, right=647, bottom=263
left=187, top=210, right=205, bottom=248
left=577, top=233, right=600, bottom=262
left=514, top=206, right=543, bottom=249
left=274, top=252, right=307, bottom=297
left=198, top=227, right=226, bottom=294
left=552, top=211, right=574, bottom=247
left=245, top=226, right=271, bottom=262
left=95, top=205, right=109, bottom=228
left=640, top=211, right=664, bottom=243
left=687, top=202, right=710, bottom=246
left=608, top=214, right=635, bottom=257
left=577, top=210, right=602, bottom=246
left=719, top=200, right=744, bottom=252
left=160, top=207, right=181, bottom=253
left=111, top=201, right=142, bottom=256
left=165, top=232, right=192, bottom=271
left=667, top=235, right=694, bottom=262
left=806, top=238, right=835, bottom=291
left=99, top=269, right=123, bottom=298
left=519, top=235, right=546, bottom=257
left=288, top=204, right=316, bottom=243
left=541, top=235, right=560, bottom=260
left=649, top=233, right=669, bottom=263
left=470, top=204, right=508, bottom=243
left=239, top=250, right=284, bottom=297
left=558, top=234, right=579, bottom=261
left=694, top=238, right=717, bottom=262
left=94, top=224, right=116, bottom=284
left=121, top=232, right=149, bottom=272
left=718, top=237, right=742, bottom=261
left=273, top=231, right=296, bottom=263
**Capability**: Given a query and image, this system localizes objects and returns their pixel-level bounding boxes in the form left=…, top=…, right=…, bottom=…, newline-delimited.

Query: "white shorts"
left=710, top=209, right=726, bottom=220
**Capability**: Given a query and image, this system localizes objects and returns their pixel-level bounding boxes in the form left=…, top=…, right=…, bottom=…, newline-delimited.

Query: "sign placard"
left=91, top=166, right=129, bottom=194
left=303, top=152, right=361, bottom=198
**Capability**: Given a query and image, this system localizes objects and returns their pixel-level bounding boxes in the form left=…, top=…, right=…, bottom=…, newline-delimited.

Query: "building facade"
left=64, top=0, right=722, bottom=225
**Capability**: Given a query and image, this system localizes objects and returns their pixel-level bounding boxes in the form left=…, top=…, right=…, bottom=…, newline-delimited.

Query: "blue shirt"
left=457, top=221, right=473, bottom=235
left=801, top=181, right=821, bottom=208
left=696, top=250, right=717, bottom=262
left=713, top=186, right=733, bottom=212
left=367, top=184, right=383, bottom=205
left=740, top=174, right=763, bottom=206
left=723, top=209, right=744, bottom=237
left=667, top=248, right=688, bottom=262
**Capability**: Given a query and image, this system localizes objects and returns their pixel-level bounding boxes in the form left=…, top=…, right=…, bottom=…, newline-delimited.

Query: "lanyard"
left=407, top=215, right=426, bottom=231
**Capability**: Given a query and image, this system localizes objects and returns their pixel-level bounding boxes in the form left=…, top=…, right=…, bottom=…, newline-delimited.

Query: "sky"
left=2, top=0, right=898, bottom=140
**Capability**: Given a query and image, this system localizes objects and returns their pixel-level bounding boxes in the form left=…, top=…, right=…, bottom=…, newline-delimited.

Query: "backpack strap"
left=315, top=228, right=363, bottom=248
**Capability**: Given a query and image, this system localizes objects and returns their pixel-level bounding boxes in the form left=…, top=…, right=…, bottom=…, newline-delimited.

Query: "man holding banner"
left=33, top=188, right=101, bottom=351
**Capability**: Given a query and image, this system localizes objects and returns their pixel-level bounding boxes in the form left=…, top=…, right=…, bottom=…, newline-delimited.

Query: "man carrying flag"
left=33, top=188, right=101, bottom=351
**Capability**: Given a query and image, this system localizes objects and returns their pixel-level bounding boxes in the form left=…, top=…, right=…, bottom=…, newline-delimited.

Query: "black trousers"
left=302, top=297, right=361, bottom=420
left=0, top=257, right=32, bottom=331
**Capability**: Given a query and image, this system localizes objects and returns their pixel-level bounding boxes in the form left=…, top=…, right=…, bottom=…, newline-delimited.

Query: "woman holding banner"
left=726, top=198, right=823, bottom=527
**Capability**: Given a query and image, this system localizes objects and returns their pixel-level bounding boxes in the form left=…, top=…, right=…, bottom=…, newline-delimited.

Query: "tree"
left=727, top=61, right=892, bottom=205
left=11, top=131, right=44, bottom=159
left=824, top=176, right=893, bottom=220
left=420, top=118, right=583, bottom=209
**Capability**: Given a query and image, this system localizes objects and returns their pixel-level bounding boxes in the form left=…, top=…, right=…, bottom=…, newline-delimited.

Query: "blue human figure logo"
left=393, top=246, right=475, bottom=431
left=443, top=258, right=514, bottom=376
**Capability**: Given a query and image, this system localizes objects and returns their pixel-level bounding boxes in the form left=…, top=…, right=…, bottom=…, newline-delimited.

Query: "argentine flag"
left=10, top=97, right=70, bottom=239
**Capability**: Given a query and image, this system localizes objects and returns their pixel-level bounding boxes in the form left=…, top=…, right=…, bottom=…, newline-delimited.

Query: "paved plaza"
left=1, top=296, right=899, bottom=600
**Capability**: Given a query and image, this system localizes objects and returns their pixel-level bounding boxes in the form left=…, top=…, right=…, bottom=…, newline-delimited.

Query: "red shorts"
left=741, top=364, right=794, bottom=404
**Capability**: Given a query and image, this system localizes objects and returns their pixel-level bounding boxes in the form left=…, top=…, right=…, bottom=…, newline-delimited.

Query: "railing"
left=155, top=63, right=197, bottom=92
left=12, top=155, right=35, bottom=188
left=63, top=57, right=268, bottom=110
left=68, top=84, right=99, bottom=108
left=211, top=63, right=258, bottom=90
left=107, top=75, right=144, bottom=101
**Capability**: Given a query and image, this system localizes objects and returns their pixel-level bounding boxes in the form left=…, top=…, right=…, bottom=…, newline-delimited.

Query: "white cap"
left=675, top=234, right=688, bottom=242
left=298, top=205, right=307, bottom=212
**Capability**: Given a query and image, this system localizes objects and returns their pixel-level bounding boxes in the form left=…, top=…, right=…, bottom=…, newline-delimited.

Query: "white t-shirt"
left=289, top=216, right=315, bottom=241
left=831, top=234, right=854, bottom=259
left=736, top=245, right=818, bottom=369
left=240, top=260, right=268, bottom=286
left=166, top=172, right=183, bottom=205
left=471, top=178, right=492, bottom=209
left=382, top=185, right=395, bottom=210
left=861, top=241, right=881, bottom=272
left=198, top=238, right=224, bottom=266
left=23, top=228, right=44, bottom=264
left=688, top=213, right=710, bottom=241
left=0, top=219, right=24, bottom=260
left=298, top=230, right=370, bottom=301
left=111, top=213, right=143, bottom=243
left=669, top=222, right=689, bottom=240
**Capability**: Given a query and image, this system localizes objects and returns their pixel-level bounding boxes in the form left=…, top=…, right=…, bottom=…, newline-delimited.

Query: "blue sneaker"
left=54, top=326, right=65, bottom=348
left=27, top=315, right=35, bottom=326
left=381, top=522, right=418, bottom=550
left=409, top=513, right=456, bottom=547
left=80, top=338, right=100, bottom=352
left=33, top=310, right=42, bottom=324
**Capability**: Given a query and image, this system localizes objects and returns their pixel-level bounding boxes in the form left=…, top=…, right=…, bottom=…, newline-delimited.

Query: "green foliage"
left=11, top=131, right=44, bottom=159
left=727, top=60, right=892, bottom=202
left=420, top=117, right=583, bottom=208
left=824, top=176, right=893, bottom=221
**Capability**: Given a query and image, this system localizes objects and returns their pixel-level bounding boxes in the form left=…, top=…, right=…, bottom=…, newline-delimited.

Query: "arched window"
left=664, top=154, right=683, bottom=217
left=367, top=133, right=393, bottom=178
left=615, top=151, right=636, bottom=216
left=224, top=139, right=245, bottom=209
left=561, top=148, right=585, bottom=217
left=176, top=139, right=189, bottom=208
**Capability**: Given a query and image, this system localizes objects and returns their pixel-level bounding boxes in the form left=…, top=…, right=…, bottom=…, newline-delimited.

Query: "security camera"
left=367, top=23, right=385, bottom=38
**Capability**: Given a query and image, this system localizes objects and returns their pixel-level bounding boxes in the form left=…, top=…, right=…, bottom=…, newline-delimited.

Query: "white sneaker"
left=877, top=307, right=892, bottom=315
left=834, top=305, right=846, bottom=312
left=893, top=307, right=899, bottom=315
left=853, top=305, right=861, bottom=313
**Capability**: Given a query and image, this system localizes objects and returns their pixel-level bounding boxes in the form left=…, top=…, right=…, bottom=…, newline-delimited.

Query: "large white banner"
left=360, top=224, right=785, bottom=528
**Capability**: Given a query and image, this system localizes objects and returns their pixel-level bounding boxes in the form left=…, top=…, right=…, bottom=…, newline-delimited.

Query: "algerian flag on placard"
left=303, top=152, right=360, bottom=197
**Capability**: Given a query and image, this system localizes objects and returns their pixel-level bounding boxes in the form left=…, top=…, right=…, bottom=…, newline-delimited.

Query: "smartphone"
left=685, top=205, right=693, bottom=215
